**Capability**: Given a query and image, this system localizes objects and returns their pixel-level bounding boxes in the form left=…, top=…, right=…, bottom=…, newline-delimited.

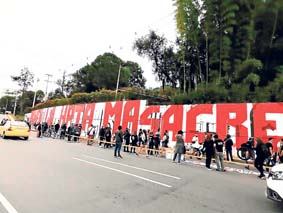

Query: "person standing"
left=123, top=128, right=131, bottom=152
left=104, top=127, right=112, bottom=148
left=87, top=124, right=95, bottom=145
left=130, top=131, right=138, bottom=153
left=55, top=122, right=60, bottom=134
left=172, top=130, right=185, bottom=163
left=67, top=124, right=73, bottom=142
left=114, top=125, right=123, bottom=158
left=254, top=138, right=265, bottom=179
left=148, top=131, right=154, bottom=155
left=266, top=138, right=275, bottom=169
left=73, top=124, right=80, bottom=142
left=203, top=133, right=215, bottom=170
left=160, top=130, right=169, bottom=157
left=224, top=134, right=233, bottom=161
left=154, top=129, right=161, bottom=156
left=161, top=130, right=169, bottom=148
left=136, top=129, right=149, bottom=157
left=191, top=134, right=200, bottom=156
left=37, top=123, right=42, bottom=137
left=278, top=138, right=283, bottom=163
left=214, top=134, right=225, bottom=171
left=98, top=126, right=105, bottom=147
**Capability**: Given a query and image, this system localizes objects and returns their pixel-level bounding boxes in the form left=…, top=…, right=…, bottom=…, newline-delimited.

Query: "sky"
left=0, top=0, right=177, bottom=97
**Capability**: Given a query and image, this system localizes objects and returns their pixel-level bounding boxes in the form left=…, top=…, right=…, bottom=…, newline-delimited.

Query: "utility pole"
left=61, top=70, right=66, bottom=96
left=13, top=95, right=17, bottom=115
left=45, top=74, right=53, bottom=100
left=115, top=64, right=122, bottom=100
left=32, top=78, right=40, bottom=108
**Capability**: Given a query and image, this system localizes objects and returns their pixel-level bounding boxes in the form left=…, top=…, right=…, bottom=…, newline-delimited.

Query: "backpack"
left=261, top=144, right=271, bottom=159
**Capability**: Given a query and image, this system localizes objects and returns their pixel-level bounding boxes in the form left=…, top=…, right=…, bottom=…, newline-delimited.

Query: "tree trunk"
left=265, top=8, right=279, bottom=71
left=197, top=48, right=202, bottom=85
left=219, top=27, right=222, bottom=83
left=20, top=89, right=25, bottom=114
left=205, top=33, right=209, bottom=89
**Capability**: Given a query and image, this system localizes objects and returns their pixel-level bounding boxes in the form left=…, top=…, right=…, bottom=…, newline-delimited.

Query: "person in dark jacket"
left=154, top=129, right=161, bottom=156
left=203, top=133, right=215, bottom=170
left=99, top=127, right=106, bottom=147
left=172, top=130, right=185, bottom=163
left=104, top=127, right=112, bottom=148
left=224, top=134, right=233, bottom=161
left=278, top=138, right=283, bottom=163
left=114, top=125, right=123, bottom=158
left=130, top=131, right=138, bottom=153
left=37, top=123, right=42, bottom=137
left=123, top=128, right=131, bottom=152
left=254, top=138, right=265, bottom=179
left=148, top=131, right=154, bottom=155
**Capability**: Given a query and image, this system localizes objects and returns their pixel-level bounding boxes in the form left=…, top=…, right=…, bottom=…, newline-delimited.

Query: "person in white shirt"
left=191, top=134, right=201, bottom=156
left=87, top=124, right=96, bottom=145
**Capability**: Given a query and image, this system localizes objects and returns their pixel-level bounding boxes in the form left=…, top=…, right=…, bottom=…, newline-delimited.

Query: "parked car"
left=0, top=120, right=30, bottom=140
left=266, top=164, right=283, bottom=202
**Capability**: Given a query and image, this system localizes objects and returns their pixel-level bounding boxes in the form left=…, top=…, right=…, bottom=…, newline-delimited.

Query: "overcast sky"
left=0, top=0, right=177, bottom=96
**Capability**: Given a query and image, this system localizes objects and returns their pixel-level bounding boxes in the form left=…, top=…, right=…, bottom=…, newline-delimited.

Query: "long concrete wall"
left=28, top=100, right=283, bottom=149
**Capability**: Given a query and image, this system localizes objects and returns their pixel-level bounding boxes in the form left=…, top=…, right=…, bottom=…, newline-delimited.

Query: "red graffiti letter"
left=216, top=104, right=248, bottom=148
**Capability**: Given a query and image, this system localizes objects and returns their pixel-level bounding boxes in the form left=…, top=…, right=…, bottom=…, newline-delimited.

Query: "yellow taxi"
left=0, top=120, right=30, bottom=140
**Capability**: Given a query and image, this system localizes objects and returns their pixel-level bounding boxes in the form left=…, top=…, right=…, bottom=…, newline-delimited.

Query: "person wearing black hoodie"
left=214, top=134, right=225, bottom=171
left=203, top=133, right=215, bottom=170
left=254, top=138, right=265, bottom=179
left=224, top=134, right=233, bottom=161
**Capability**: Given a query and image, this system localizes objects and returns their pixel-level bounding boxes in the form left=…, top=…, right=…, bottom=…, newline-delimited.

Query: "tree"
left=174, top=0, right=204, bottom=90
left=203, top=0, right=239, bottom=83
left=48, top=88, right=65, bottom=100
left=126, top=61, right=146, bottom=88
left=64, top=53, right=139, bottom=94
left=133, top=30, right=178, bottom=90
left=11, top=67, right=34, bottom=114
left=0, top=95, right=15, bottom=113
left=254, top=0, right=283, bottom=84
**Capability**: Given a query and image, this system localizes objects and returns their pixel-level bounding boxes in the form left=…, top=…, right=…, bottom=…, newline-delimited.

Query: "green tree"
left=204, top=0, right=239, bottom=83
left=48, top=88, right=65, bottom=100
left=133, top=30, right=179, bottom=90
left=126, top=61, right=146, bottom=88
left=65, top=53, right=138, bottom=94
left=174, top=0, right=204, bottom=90
left=11, top=67, right=34, bottom=114
left=0, top=95, right=15, bottom=113
left=254, top=0, right=283, bottom=84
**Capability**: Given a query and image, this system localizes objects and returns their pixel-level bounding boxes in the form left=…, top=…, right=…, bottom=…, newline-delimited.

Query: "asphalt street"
left=0, top=134, right=282, bottom=213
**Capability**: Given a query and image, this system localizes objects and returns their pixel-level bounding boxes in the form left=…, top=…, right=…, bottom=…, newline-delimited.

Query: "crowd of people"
left=94, top=126, right=170, bottom=159
left=33, top=121, right=283, bottom=178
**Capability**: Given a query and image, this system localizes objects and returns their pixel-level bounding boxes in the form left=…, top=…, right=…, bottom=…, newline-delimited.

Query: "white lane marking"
left=73, top=157, right=172, bottom=188
left=82, top=155, right=181, bottom=180
left=0, top=192, right=18, bottom=213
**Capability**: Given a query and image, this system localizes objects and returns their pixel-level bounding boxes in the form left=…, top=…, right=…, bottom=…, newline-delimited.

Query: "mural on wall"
left=29, top=100, right=283, bottom=149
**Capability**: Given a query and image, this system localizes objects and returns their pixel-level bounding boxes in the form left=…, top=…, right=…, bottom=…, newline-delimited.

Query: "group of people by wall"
left=93, top=126, right=170, bottom=159
left=34, top=121, right=283, bottom=178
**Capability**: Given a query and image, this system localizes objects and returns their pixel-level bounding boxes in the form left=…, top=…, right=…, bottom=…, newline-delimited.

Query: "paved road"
left=0, top=135, right=282, bottom=213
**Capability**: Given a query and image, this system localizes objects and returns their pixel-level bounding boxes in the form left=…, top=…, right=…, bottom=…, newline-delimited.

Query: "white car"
left=266, top=164, right=283, bottom=202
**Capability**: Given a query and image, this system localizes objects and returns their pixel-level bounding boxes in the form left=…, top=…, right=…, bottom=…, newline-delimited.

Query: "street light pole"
left=45, top=74, right=53, bottom=100
left=32, top=78, right=40, bottom=108
left=115, top=64, right=122, bottom=100
left=13, top=95, right=17, bottom=115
